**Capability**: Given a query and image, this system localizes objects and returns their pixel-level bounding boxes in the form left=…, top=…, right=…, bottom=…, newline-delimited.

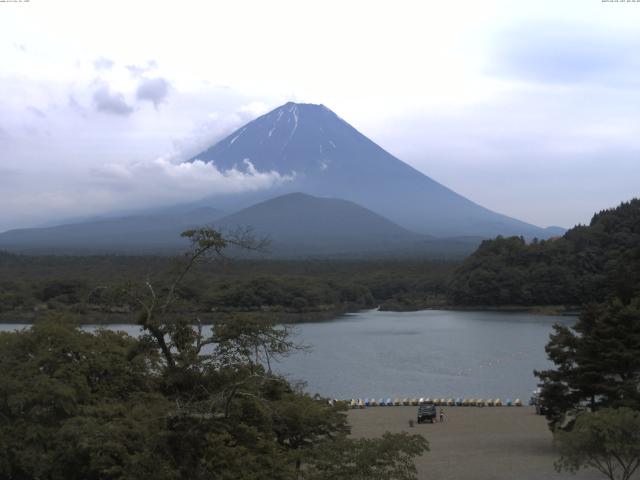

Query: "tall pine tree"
left=536, top=297, right=640, bottom=427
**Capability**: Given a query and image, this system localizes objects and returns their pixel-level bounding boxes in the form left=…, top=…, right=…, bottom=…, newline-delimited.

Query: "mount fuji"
left=192, top=102, right=560, bottom=238
left=0, top=102, right=564, bottom=256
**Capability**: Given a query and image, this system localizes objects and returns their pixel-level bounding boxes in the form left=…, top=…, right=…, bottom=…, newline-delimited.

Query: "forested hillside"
left=0, top=254, right=454, bottom=323
left=448, top=199, right=640, bottom=306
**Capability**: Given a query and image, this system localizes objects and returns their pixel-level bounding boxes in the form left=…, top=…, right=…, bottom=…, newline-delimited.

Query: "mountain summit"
left=193, top=102, right=349, bottom=175
left=192, top=102, right=555, bottom=238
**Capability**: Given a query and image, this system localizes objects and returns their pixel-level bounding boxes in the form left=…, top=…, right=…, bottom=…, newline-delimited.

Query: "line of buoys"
left=345, top=396, right=525, bottom=408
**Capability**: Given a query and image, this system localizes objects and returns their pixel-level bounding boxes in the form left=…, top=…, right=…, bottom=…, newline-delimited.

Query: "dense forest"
left=0, top=253, right=455, bottom=324
left=3, top=199, right=639, bottom=323
left=0, top=230, right=429, bottom=479
left=448, top=199, right=640, bottom=307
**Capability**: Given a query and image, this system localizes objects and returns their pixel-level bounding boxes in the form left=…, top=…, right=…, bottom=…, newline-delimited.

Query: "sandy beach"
left=348, top=406, right=612, bottom=480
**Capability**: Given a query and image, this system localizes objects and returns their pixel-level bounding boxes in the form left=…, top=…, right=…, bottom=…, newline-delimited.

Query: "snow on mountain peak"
left=190, top=102, right=364, bottom=177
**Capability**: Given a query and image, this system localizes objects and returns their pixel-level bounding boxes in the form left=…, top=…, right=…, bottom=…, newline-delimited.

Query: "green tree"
left=0, top=228, right=429, bottom=479
left=535, top=298, right=640, bottom=427
left=0, top=316, right=172, bottom=479
left=554, top=408, right=640, bottom=480
left=305, top=432, right=429, bottom=480
left=449, top=199, right=640, bottom=307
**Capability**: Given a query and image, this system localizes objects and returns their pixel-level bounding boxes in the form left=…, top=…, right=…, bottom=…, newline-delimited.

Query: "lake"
left=0, top=309, right=572, bottom=401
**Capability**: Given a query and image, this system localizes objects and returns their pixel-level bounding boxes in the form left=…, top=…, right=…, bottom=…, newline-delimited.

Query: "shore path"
left=348, top=406, right=610, bottom=480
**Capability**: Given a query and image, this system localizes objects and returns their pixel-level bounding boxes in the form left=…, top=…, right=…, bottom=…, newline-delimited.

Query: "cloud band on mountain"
left=0, top=158, right=294, bottom=232
left=91, top=157, right=294, bottom=200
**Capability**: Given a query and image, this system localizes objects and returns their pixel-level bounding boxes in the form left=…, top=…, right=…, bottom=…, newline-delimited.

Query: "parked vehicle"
left=417, top=404, right=437, bottom=423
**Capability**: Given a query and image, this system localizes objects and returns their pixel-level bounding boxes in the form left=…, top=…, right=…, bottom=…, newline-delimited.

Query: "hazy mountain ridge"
left=213, top=192, right=481, bottom=258
left=214, top=192, right=417, bottom=256
left=0, top=193, right=481, bottom=257
left=0, top=207, right=223, bottom=254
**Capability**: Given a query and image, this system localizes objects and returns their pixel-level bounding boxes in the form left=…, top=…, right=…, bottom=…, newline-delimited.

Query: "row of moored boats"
left=348, top=397, right=523, bottom=408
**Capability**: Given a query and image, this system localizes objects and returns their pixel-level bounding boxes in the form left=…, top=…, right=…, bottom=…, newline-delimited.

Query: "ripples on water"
left=0, top=309, right=573, bottom=400
left=275, top=309, right=572, bottom=400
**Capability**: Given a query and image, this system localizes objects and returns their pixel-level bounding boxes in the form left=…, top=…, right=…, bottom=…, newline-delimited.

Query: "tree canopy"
left=535, top=298, right=640, bottom=427
left=554, top=408, right=640, bottom=480
left=0, top=228, right=429, bottom=479
left=449, top=199, right=640, bottom=306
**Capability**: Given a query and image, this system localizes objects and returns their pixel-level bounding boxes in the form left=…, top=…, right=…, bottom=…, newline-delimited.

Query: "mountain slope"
left=214, top=192, right=423, bottom=255
left=0, top=207, right=223, bottom=254
left=192, top=102, right=559, bottom=238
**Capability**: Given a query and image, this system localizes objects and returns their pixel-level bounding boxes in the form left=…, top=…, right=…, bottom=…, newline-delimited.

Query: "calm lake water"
left=0, top=309, right=572, bottom=401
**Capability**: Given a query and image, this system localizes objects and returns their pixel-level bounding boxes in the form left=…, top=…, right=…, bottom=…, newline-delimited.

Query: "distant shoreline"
left=380, top=304, right=580, bottom=316
left=0, top=304, right=580, bottom=326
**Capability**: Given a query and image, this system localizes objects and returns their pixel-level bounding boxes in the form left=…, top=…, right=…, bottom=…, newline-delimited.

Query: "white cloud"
left=0, top=158, right=294, bottom=232
left=93, top=57, right=114, bottom=71
left=91, top=157, right=294, bottom=200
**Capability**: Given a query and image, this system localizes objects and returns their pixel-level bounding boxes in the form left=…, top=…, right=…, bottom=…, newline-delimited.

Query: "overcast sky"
left=1, top=0, right=640, bottom=232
